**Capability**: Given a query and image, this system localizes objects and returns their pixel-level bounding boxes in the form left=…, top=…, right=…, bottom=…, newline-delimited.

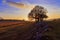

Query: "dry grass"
left=0, top=19, right=60, bottom=40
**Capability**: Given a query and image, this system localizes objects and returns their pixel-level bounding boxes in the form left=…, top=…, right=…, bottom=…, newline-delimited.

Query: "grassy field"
left=0, top=19, right=60, bottom=40
left=0, top=20, right=33, bottom=40
left=46, top=19, right=60, bottom=40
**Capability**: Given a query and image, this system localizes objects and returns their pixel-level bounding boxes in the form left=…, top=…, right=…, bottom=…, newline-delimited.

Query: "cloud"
left=2, top=0, right=6, bottom=3
left=3, top=0, right=34, bottom=9
left=8, top=1, right=25, bottom=8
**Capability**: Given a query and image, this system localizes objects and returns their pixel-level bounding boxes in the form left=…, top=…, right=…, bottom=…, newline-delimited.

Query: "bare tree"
left=28, top=5, right=48, bottom=22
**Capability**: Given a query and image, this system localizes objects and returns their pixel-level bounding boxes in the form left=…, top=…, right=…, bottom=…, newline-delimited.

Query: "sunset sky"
left=0, top=0, right=60, bottom=20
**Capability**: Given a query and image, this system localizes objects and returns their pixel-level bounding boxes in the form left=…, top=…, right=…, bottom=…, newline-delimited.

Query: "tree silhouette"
left=28, top=5, right=48, bottom=22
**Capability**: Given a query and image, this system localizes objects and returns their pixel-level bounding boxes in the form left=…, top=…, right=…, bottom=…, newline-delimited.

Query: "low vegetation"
left=0, top=19, right=60, bottom=40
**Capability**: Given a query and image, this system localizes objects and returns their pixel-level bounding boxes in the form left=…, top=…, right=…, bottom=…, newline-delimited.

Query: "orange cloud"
left=4, top=0, right=34, bottom=9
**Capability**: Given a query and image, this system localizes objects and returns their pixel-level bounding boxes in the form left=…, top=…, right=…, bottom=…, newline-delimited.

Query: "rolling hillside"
left=0, top=19, right=60, bottom=40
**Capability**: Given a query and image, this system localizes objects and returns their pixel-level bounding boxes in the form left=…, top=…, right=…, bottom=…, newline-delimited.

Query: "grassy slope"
left=0, top=19, right=60, bottom=40
left=46, top=19, right=60, bottom=40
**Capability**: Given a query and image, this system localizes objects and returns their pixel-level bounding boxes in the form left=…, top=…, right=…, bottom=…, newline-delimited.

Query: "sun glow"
left=0, top=0, right=60, bottom=21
